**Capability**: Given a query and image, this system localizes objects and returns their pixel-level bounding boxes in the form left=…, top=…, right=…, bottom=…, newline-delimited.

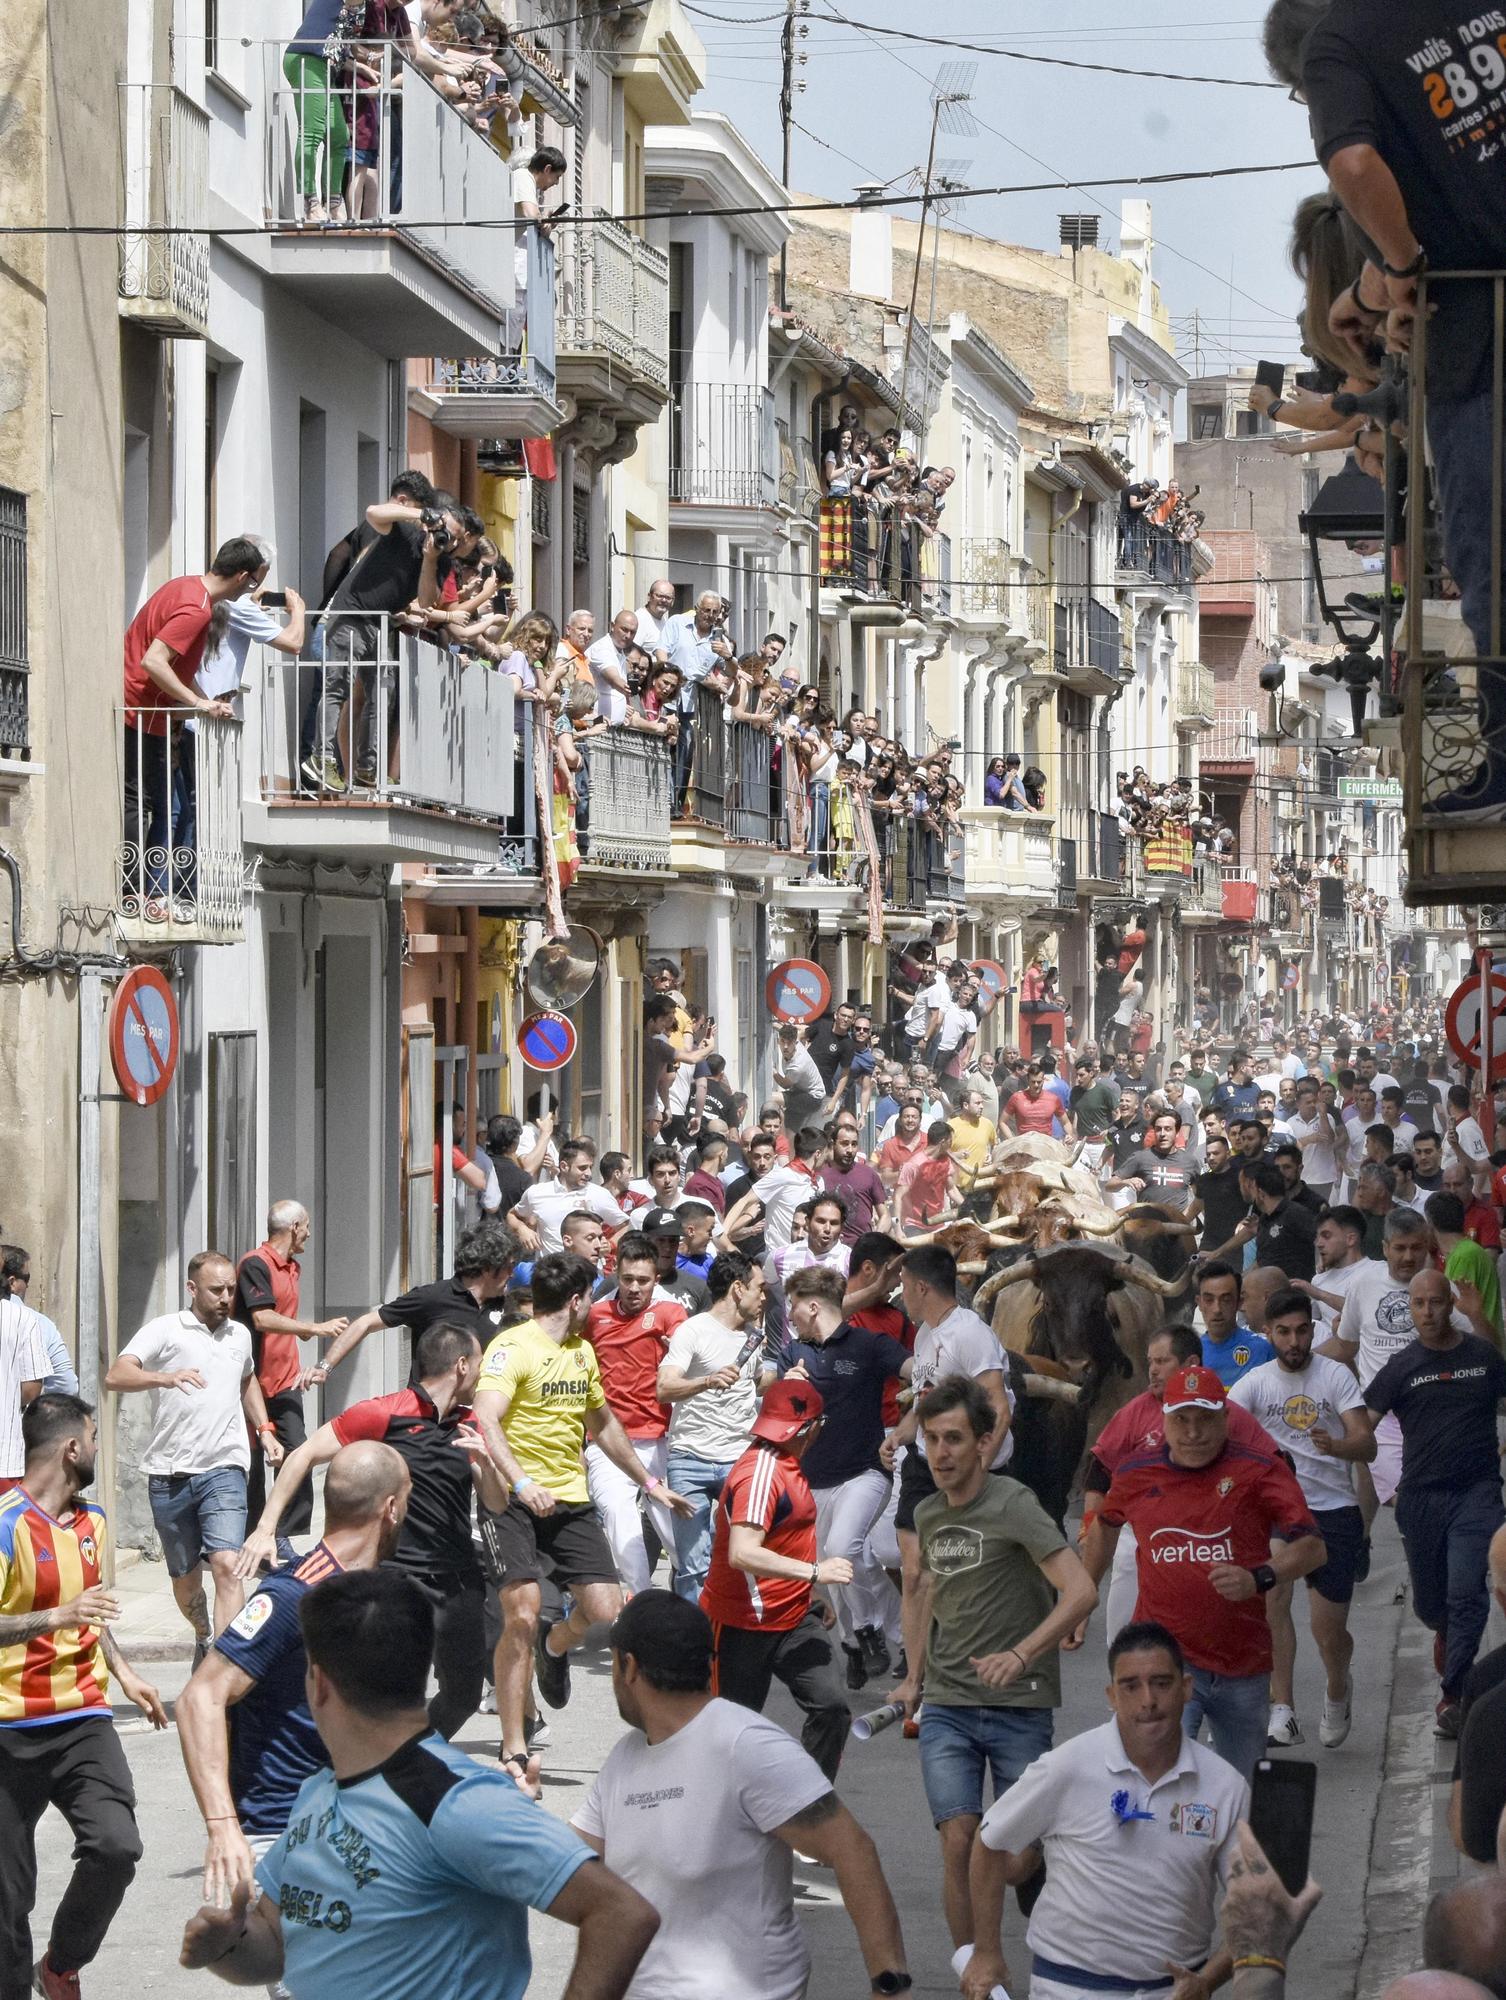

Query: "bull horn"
left=1073, top=1212, right=1127, bottom=1237
left=957, top=1260, right=988, bottom=1277
left=1121, top=1205, right=1200, bottom=1239
left=984, top=1217, right=1022, bottom=1240
left=1124, top=1253, right=1185, bottom=1297
left=1020, top=1374, right=1084, bottom=1405
left=1068, top=1140, right=1086, bottom=1165
left=972, top=1257, right=1038, bottom=1314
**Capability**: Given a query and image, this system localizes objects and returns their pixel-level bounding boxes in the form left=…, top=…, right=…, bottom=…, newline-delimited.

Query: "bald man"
left=1424, top=1876, right=1506, bottom=1998
left=1450, top=1523, right=1506, bottom=1861
left=176, top=1440, right=412, bottom=1922
left=1363, top=1268, right=1506, bottom=1735
left=1238, top=1265, right=1291, bottom=1336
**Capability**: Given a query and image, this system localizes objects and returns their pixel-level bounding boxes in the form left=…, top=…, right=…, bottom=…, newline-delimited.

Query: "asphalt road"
left=26, top=1508, right=1435, bottom=1998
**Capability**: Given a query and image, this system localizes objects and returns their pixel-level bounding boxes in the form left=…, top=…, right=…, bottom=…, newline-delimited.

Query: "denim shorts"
left=918, top=1700, right=1054, bottom=1825
left=148, top=1467, right=248, bottom=1577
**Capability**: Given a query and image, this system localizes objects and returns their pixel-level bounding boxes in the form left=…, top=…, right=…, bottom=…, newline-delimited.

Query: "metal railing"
left=680, top=681, right=728, bottom=824
left=1054, top=592, right=1084, bottom=671
left=818, top=496, right=919, bottom=609
left=1118, top=513, right=1194, bottom=587
left=728, top=719, right=777, bottom=845
left=957, top=537, right=1013, bottom=619
left=119, top=709, right=243, bottom=942
left=119, top=84, right=210, bottom=337
left=1205, top=710, right=1258, bottom=761
left=255, top=614, right=517, bottom=820
left=265, top=50, right=512, bottom=310
left=1023, top=563, right=1051, bottom=647
left=0, top=488, right=28, bottom=755
left=1176, top=659, right=1215, bottom=723
left=921, top=532, right=953, bottom=618
left=1191, top=856, right=1223, bottom=915
left=1057, top=835, right=1078, bottom=898
left=425, top=230, right=557, bottom=410
left=1088, top=598, right=1121, bottom=678
left=669, top=382, right=777, bottom=507
left=557, top=210, right=671, bottom=388
left=585, top=729, right=673, bottom=870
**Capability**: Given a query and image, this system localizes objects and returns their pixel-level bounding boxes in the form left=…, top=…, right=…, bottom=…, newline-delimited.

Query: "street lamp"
left=1298, top=459, right=1387, bottom=738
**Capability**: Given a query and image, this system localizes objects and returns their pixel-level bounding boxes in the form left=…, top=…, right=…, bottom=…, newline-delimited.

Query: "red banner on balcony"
left=1222, top=877, right=1258, bottom=922
left=1144, top=827, right=1193, bottom=877
left=523, top=436, right=557, bottom=482
left=819, top=496, right=851, bottom=583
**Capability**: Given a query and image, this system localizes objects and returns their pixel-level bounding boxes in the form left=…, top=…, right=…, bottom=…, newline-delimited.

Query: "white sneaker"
left=1319, top=1679, right=1353, bottom=1748
left=1266, top=1703, right=1303, bottom=1747
left=479, top=1685, right=497, bottom=1715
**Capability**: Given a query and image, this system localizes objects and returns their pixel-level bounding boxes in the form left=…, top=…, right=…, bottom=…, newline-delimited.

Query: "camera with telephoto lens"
left=420, top=507, right=454, bottom=553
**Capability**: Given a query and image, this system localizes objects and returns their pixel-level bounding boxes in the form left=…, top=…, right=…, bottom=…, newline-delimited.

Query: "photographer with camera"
left=303, top=493, right=461, bottom=794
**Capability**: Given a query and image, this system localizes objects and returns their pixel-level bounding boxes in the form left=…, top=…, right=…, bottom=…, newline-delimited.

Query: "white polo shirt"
left=979, top=1718, right=1247, bottom=1986
left=0, top=1298, right=50, bottom=1479
left=118, top=1310, right=255, bottom=1475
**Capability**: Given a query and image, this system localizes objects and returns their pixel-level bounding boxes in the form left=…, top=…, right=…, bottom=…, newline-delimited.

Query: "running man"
left=1229, top=1288, right=1375, bottom=1750
left=472, top=1253, right=694, bottom=1776
left=0, top=1395, right=168, bottom=2000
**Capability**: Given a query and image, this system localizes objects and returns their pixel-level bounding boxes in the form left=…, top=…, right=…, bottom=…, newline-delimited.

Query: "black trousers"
left=246, top=1390, right=312, bottom=1537
left=0, top=1715, right=142, bottom=1999
left=404, top=1569, right=487, bottom=1739
left=711, top=1610, right=850, bottom=1781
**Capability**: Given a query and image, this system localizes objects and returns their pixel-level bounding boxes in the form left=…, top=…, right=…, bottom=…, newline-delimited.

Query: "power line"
left=808, top=8, right=1287, bottom=88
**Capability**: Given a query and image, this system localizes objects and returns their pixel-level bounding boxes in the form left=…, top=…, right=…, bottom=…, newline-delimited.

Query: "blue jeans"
left=807, top=780, right=830, bottom=876
left=667, top=1449, right=736, bottom=1601
left=918, top=1701, right=1054, bottom=1825
left=1184, top=1667, right=1269, bottom=1783
left=1397, top=1476, right=1505, bottom=1699
left=147, top=1467, right=248, bottom=1578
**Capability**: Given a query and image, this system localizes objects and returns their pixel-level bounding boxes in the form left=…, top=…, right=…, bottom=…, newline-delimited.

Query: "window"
left=1193, top=405, right=1220, bottom=440
left=1235, top=410, right=1270, bottom=437
left=0, top=487, right=28, bottom=755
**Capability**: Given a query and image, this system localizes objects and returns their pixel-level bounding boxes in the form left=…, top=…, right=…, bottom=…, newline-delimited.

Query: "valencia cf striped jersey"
left=0, top=1485, right=112, bottom=1726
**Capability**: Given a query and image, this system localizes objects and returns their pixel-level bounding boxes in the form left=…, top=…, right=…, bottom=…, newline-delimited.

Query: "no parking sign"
left=518, top=1011, right=576, bottom=1072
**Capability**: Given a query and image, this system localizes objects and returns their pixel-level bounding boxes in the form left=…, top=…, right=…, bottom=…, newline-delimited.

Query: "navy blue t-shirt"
left=1366, top=1335, right=1506, bottom=1494
left=785, top=1321, right=909, bottom=1488
left=215, top=1543, right=344, bottom=1836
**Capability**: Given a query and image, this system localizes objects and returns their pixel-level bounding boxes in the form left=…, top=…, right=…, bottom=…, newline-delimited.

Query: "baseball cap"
left=749, top=1376, right=826, bottom=1445
left=1162, top=1365, right=1227, bottom=1413
left=639, top=1206, right=684, bottom=1238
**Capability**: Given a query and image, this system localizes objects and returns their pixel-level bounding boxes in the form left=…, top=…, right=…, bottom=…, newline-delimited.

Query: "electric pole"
left=778, top=0, right=796, bottom=310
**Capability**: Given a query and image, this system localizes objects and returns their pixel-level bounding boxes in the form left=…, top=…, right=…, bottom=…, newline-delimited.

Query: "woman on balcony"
left=284, top=1, right=366, bottom=225
left=800, top=705, right=840, bottom=880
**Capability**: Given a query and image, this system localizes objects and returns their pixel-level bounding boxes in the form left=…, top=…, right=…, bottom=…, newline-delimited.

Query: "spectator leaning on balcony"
left=586, top=611, right=636, bottom=727
left=666, top=592, right=735, bottom=797
left=175, top=537, right=305, bottom=897
left=1300, top=0, right=1506, bottom=817
left=304, top=495, right=461, bottom=793
left=122, top=538, right=264, bottom=920
left=510, top=143, right=567, bottom=312
left=634, top=579, right=678, bottom=664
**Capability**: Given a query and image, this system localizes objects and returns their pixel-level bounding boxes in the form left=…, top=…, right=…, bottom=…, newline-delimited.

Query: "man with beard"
left=176, top=1442, right=412, bottom=1923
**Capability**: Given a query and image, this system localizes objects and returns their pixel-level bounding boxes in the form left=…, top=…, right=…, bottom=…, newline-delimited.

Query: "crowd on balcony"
left=815, top=401, right=956, bottom=601
left=982, top=753, right=1047, bottom=811
left=1115, top=769, right=1237, bottom=860
left=1117, top=477, right=1206, bottom=571
left=282, top=0, right=558, bottom=225
left=1273, top=850, right=1392, bottom=931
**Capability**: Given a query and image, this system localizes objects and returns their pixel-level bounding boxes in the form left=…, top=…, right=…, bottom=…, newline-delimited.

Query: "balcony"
left=1022, top=564, right=1051, bottom=653
left=245, top=617, right=521, bottom=867
left=1203, top=710, right=1259, bottom=766
left=1117, top=514, right=1194, bottom=592
left=675, top=688, right=787, bottom=859
left=580, top=731, right=673, bottom=874
left=961, top=807, right=1056, bottom=905
left=1220, top=863, right=1259, bottom=923
left=1120, top=826, right=1194, bottom=904
left=118, top=711, right=244, bottom=945
left=957, top=538, right=1013, bottom=624
left=613, top=0, right=709, bottom=124
left=1182, top=856, right=1225, bottom=924
left=669, top=383, right=777, bottom=510
left=263, top=55, right=513, bottom=356
left=818, top=498, right=919, bottom=618
left=1053, top=590, right=1120, bottom=695
left=557, top=213, right=672, bottom=429
left=414, top=233, right=561, bottom=440
left=119, top=83, right=210, bottom=339
left=1175, top=659, right=1216, bottom=730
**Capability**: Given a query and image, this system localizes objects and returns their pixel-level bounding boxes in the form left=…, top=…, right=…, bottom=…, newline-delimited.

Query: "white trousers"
left=813, top=1467, right=895, bottom=1646
left=586, top=1437, right=677, bottom=1595
left=1105, top=1524, right=1140, bottom=1651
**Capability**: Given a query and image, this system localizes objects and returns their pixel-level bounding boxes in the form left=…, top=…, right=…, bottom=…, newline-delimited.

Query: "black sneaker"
left=1436, top=1697, right=1463, bottom=1739
left=534, top=1618, right=572, bottom=1710
left=524, top=1712, right=552, bottom=1751
left=857, top=1624, right=891, bottom=1680
left=842, top=1644, right=868, bottom=1693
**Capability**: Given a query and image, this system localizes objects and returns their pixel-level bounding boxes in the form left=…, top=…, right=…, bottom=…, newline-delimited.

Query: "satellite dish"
left=527, top=927, right=602, bottom=1010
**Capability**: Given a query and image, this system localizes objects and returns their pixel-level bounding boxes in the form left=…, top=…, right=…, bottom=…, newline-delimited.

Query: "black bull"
left=970, top=1225, right=1194, bottom=1528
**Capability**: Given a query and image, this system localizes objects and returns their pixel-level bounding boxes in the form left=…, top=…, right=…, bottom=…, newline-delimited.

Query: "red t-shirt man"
left=877, top=1129, right=927, bottom=1180
left=702, top=1382, right=824, bottom=1636
left=1466, top=1197, right=1503, bottom=1252
left=234, top=1240, right=304, bottom=1399
left=1005, top=1088, right=1059, bottom=1136
left=849, top=1302, right=916, bottom=1429
left=1089, top=1383, right=1272, bottom=1480
left=1099, top=1369, right=1319, bottom=1678
left=123, top=575, right=213, bottom=737
left=584, top=1293, right=687, bottom=1441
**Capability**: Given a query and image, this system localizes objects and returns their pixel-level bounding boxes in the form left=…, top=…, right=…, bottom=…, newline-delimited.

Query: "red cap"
left=750, top=1377, right=826, bottom=1446
left=1161, top=1364, right=1227, bottom=1413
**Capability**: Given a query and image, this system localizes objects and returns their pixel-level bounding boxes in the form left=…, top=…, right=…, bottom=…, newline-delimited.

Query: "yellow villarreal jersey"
left=478, top=1320, right=605, bottom=1504
left=0, top=1489, right=112, bottom=1724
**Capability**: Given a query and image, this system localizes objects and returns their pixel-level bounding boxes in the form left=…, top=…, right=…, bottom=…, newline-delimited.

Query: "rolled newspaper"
left=952, top=1942, right=1010, bottom=2000
left=850, top=1700, right=907, bottom=1742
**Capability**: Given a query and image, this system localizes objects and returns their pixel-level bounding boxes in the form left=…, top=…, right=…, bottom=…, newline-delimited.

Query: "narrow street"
left=33, top=1510, right=1470, bottom=1998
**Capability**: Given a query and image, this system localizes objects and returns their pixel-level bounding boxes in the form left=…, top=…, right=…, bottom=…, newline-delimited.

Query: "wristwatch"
left=1250, top=1562, right=1277, bottom=1594
left=1381, top=249, right=1426, bottom=280
left=871, top=1976, right=913, bottom=1995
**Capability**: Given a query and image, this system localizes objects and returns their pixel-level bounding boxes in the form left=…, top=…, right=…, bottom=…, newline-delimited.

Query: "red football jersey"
left=701, top=1443, right=817, bottom=1634
left=584, top=1295, right=687, bottom=1439
left=1101, top=1441, right=1318, bottom=1676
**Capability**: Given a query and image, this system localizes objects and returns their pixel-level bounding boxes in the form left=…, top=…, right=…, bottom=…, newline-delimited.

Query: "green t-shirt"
left=914, top=1476, right=1067, bottom=1709
left=1070, top=1080, right=1119, bottom=1136
left=1445, top=1238, right=1504, bottom=1343
left=1181, top=1066, right=1216, bottom=1105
